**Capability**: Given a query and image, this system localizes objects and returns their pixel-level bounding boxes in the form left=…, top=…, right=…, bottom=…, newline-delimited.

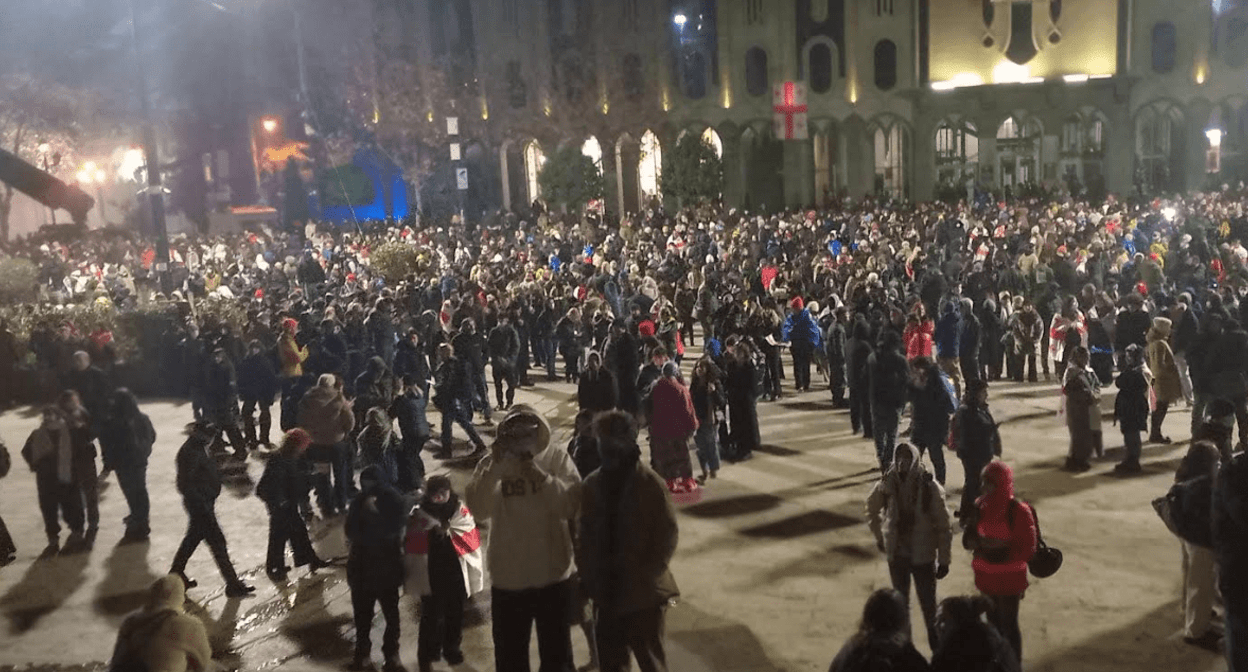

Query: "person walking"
left=434, top=343, right=487, bottom=458
left=466, top=406, right=582, bottom=672
left=578, top=351, right=619, bottom=413
left=1146, top=317, right=1182, bottom=444
left=949, top=380, right=1001, bottom=523
left=405, top=475, right=486, bottom=672
left=908, top=357, right=956, bottom=485
left=827, top=588, right=931, bottom=672
left=964, top=461, right=1037, bottom=664
left=848, top=319, right=876, bottom=439
left=869, top=330, right=910, bottom=470
left=357, top=408, right=400, bottom=487
left=298, top=374, right=356, bottom=516
left=22, top=406, right=87, bottom=555
left=934, top=300, right=962, bottom=401
left=57, top=390, right=99, bottom=539
left=256, top=429, right=331, bottom=580
left=99, top=389, right=156, bottom=543
left=866, top=443, right=953, bottom=650
left=579, top=410, right=680, bottom=672
left=169, top=421, right=255, bottom=597
left=389, top=374, right=431, bottom=494
left=488, top=313, right=522, bottom=411
left=782, top=296, right=822, bottom=393
left=345, top=465, right=409, bottom=672
left=690, top=358, right=725, bottom=483
left=646, top=362, right=701, bottom=503
left=201, top=345, right=249, bottom=460
left=1011, top=299, right=1042, bottom=383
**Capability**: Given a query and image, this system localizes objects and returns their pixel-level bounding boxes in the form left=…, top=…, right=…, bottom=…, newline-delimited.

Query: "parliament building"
left=376, top=0, right=1248, bottom=214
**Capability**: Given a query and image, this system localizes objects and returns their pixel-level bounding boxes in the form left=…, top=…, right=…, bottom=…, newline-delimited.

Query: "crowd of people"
left=2, top=186, right=1248, bottom=670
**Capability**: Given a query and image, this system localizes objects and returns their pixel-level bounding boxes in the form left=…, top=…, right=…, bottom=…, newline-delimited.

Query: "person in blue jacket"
left=934, top=300, right=963, bottom=401
left=782, top=297, right=824, bottom=393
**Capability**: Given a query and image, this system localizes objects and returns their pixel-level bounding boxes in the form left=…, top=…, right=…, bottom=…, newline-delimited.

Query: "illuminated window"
left=998, top=116, right=1042, bottom=188
left=639, top=130, right=662, bottom=202
left=702, top=127, right=723, bottom=159
left=581, top=137, right=603, bottom=172
left=524, top=141, right=544, bottom=202
left=874, top=40, right=897, bottom=91
left=745, top=47, right=768, bottom=97
left=1152, top=22, right=1178, bottom=74
left=935, top=119, right=979, bottom=186
left=809, top=43, right=834, bottom=93
left=1136, top=102, right=1185, bottom=192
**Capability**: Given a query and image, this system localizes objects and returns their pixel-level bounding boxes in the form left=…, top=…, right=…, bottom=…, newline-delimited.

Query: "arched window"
left=809, top=43, right=834, bottom=93
left=1152, top=22, right=1178, bottom=74
left=745, top=47, right=769, bottom=97
left=524, top=141, right=545, bottom=202
left=935, top=119, right=979, bottom=186
left=982, top=0, right=994, bottom=28
left=873, top=122, right=908, bottom=197
left=639, top=130, right=662, bottom=201
left=682, top=51, right=708, bottom=99
left=1050, top=0, right=1062, bottom=23
left=1136, top=103, right=1185, bottom=192
left=702, top=127, right=723, bottom=159
left=874, top=40, right=897, bottom=91
left=581, top=137, right=603, bottom=173
left=623, top=54, right=644, bottom=102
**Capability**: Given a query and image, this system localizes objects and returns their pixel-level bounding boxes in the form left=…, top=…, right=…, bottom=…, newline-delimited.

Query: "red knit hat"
left=790, top=296, right=805, bottom=311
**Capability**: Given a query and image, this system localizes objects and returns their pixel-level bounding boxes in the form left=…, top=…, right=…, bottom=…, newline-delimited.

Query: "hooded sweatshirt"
left=971, top=461, right=1037, bottom=596
left=866, top=443, right=953, bottom=566
left=110, top=575, right=212, bottom=672
left=466, top=411, right=582, bottom=591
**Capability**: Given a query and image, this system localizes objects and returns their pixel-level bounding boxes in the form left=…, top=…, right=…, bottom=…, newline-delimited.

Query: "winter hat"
left=1151, top=316, right=1172, bottom=337
left=496, top=405, right=552, bottom=458
left=280, top=429, right=313, bottom=454
left=146, top=575, right=187, bottom=612
left=790, top=296, right=805, bottom=311
left=1205, top=398, right=1237, bottom=429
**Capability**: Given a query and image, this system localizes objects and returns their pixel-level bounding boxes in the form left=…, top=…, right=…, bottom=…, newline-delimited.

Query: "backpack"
left=109, top=608, right=178, bottom=672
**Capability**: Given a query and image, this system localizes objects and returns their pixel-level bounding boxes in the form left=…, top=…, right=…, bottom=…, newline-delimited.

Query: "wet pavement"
left=0, top=354, right=1234, bottom=672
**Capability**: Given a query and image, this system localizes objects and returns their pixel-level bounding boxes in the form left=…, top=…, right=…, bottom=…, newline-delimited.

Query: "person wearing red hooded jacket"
left=646, top=362, right=701, bottom=504
left=965, top=460, right=1036, bottom=664
left=903, top=304, right=935, bottom=363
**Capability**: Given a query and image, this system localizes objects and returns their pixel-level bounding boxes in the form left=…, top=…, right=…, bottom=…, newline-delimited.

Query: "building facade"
left=385, top=0, right=1248, bottom=215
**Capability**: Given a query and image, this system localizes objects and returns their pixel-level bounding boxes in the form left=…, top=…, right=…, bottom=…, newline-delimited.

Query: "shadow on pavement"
left=92, top=540, right=161, bottom=617
left=0, top=551, right=91, bottom=634
left=667, top=599, right=787, bottom=672
left=739, top=508, right=860, bottom=539
left=278, top=575, right=354, bottom=663
left=1026, top=600, right=1213, bottom=672
left=752, top=542, right=877, bottom=587
left=683, top=493, right=783, bottom=519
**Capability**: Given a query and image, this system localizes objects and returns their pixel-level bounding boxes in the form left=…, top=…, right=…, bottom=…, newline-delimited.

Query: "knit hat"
left=790, top=296, right=805, bottom=311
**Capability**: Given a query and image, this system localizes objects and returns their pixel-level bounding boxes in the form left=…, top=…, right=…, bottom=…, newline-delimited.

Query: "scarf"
left=30, top=427, right=73, bottom=484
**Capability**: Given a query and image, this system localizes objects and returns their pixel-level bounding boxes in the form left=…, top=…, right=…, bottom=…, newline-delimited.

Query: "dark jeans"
left=266, top=504, right=317, bottom=571
left=36, top=472, right=84, bottom=542
left=491, top=580, right=575, bottom=672
left=792, top=343, right=813, bottom=391
left=440, top=399, right=485, bottom=451
left=850, top=386, right=873, bottom=437
left=493, top=362, right=518, bottom=408
left=1012, top=353, right=1037, bottom=382
left=871, top=405, right=901, bottom=469
left=542, top=339, right=557, bottom=380
left=419, top=589, right=466, bottom=663
left=888, top=558, right=939, bottom=650
left=762, top=348, right=782, bottom=398
left=987, top=593, right=1023, bottom=663
left=73, top=455, right=99, bottom=530
left=114, top=464, right=149, bottom=536
left=1150, top=401, right=1170, bottom=439
left=308, top=442, right=350, bottom=514
left=469, top=366, right=492, bottom=419
left=242, top=398, right=273, bottom=446
left=959, top=456, right=990, bottom=518
left=914, top=440, right=947, bottom=485
left=353, top=584, right=401, bottom=659
left=397, top=436, right=428, bottom=493
left=209, top=419, right=250, bottom=458
left=171, top=499, right=240, bottom=584
left=829, top=362, right=846, bottom=404
left=596, top=604, right=668, bottom=672
left=560, top=347, right=580, bottom=382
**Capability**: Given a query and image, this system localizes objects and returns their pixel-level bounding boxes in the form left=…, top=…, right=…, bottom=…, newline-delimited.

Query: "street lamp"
left=673, top=13, right=687, bottom=26
left=262, top=117, right=279, bottom=133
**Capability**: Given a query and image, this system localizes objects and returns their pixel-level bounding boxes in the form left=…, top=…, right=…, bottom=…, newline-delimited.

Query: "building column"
left=912, top=110, right=936, bottom=202
left=500, top=144, right=512, bottom=211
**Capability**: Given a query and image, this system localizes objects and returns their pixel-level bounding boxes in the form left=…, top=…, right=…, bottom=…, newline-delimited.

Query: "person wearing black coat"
left=555, top=308, right=585, bottom=383
left=827, top=588, right=930, bottom=672
left=847, top=318, right=875, bottom=439
left=366, top=299, right=398, bottom=366
left=256, top=429, right=329, bottom=579
left=487, top=315, right=522, bottom=410
left=949, top=380, right=1001, bottom=521
left=577, top=351, right=618, bottom=413
left=67, top=351, right=111, bottom=438
left=451, top=319, right=491, bottom=423
left=389, top=375, right=431, bottom=494
left=958, top=298, right=981, bottom=385
left=1113, top=345, right=1151, bottom=475
left=869, top=330, right=910, bottom=470
left=98, top=389, right=156, bottom=542
left=825, top=310, right=848, bottom=407
left=724, top=340, right=760, bottom=462
left=394, top=330, right=432, bottom=398
left=929, top=596, right=1020, bottom=672
left=238, top=341, right=280, bottom=450
left=604, top=324, right=641, bottom=416
left=1114, top=296, right=1151, bottom=369
left=434, top=345, right=487, bottom=456
left=169, top=422, right=254, bottom=597
left=200, top=346, right=249, bottom=460
left=979, top=299, right=1003, bottom=381
left=346, top=465, right=410, bottom=671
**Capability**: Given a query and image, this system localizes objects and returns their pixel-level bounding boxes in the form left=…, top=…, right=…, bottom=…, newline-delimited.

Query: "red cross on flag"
left=773, top=81, right=808, bottom=140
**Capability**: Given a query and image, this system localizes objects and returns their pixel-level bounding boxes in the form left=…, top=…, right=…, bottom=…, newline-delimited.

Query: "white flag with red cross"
left=773, top=81, right=808, bottom=141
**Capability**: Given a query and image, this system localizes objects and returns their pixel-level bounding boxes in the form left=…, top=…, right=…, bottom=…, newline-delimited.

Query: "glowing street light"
left=674, top=13, right=687, bottom=26
left=1207, top=128, right=1224, bottom=149
left=262, top=117, right=279, bottom=133
left=76, top=161, right=110, bottom=226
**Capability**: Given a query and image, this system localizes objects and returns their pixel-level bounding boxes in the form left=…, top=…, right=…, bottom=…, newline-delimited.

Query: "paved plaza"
left=0, top=348, right=1230, bottom=672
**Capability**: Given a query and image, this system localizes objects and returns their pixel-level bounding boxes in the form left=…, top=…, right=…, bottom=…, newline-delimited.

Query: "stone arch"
left=615, top=133, right=641, bottom=215
left=933, top=116, right=980, bottom=191
left=1134, top=100, right=1186, bottom=193
left=740, top=123, right=785, bottom=213
left=803, top=36, right=840, bottom=94
left=867, top=114, right=911, bottom=198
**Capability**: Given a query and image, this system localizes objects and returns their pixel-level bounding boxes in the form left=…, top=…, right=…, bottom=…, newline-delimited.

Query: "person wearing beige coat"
left=1147, top=317, right=1182, bottom=444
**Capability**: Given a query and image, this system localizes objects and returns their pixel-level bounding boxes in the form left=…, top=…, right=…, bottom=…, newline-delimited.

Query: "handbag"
left=1023, top=501, right=1063, bottom=578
